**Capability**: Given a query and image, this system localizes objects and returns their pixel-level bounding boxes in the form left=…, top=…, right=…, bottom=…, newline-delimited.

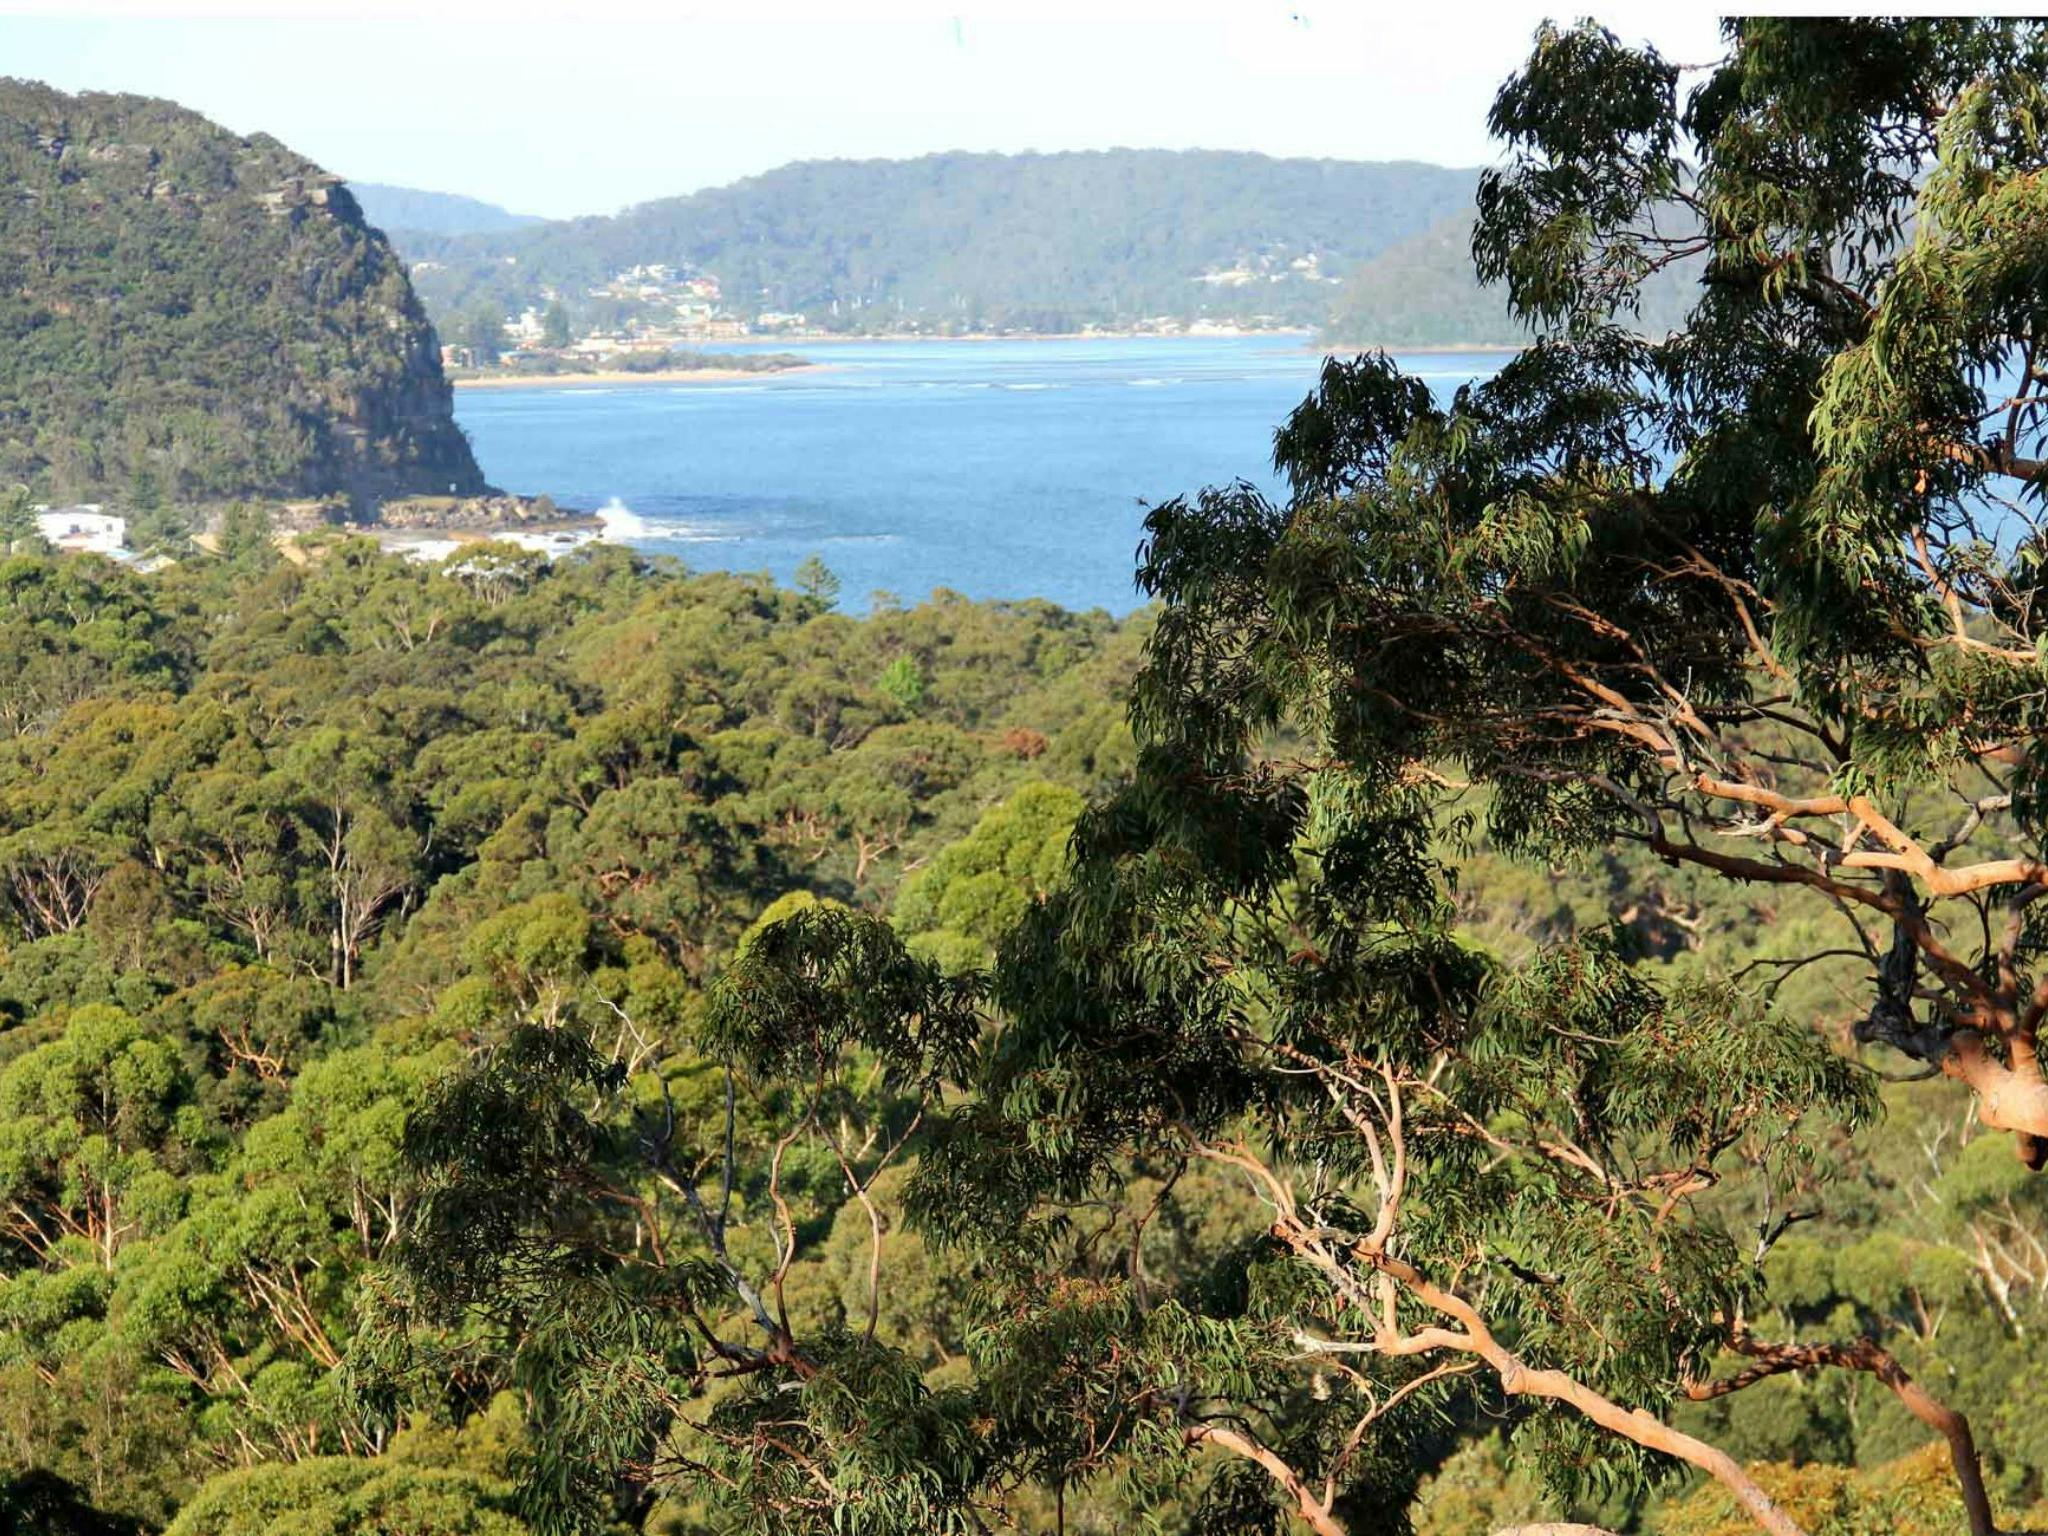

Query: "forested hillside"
left=1318, top=207, right=1699, bottom=348
left=0, top=516, right=2040, bottom=1535
left=9, top=16, right=2048, bottom=1536
left=390, top=150, right=1479, bottom=335
left=0, top=81, right=485, bottom=508
left=0, top=537, right=1146, bottom=1531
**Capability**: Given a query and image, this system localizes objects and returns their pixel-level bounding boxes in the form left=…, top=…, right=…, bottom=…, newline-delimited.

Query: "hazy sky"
left=1, top=1, right=1730, bottom=220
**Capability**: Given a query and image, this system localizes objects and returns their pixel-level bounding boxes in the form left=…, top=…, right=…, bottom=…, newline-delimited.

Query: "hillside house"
left=35, top=505, right=126, bottom=554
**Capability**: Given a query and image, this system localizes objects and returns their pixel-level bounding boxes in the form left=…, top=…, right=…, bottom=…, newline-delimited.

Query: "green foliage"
left=0, top=82, right=484, bottom=506
left=0, top=1468, right=149, bottom=1535
left=793, top=555, right=840, bottom=611
left=0, top=538, right=1147, bottom=1531
left=893, top=781, right=1082, bottom=972
left=1652, top=1442, right=2009, bottom=1536
left=1321, top=204, right=1698, bottom=347
left=1409, top=1434, right=1553, bottom=1535
left=163, top=1456, right=530, bottom=1536
left=391, top=150, right=1480, bottom=337
left=15, top=23, right=2048, bottom=1536
left=875, top=655, right=924, bottom=711
left=0, top=487, right=42, bottom=556
left=683, top=21, right=2048, bottom=1536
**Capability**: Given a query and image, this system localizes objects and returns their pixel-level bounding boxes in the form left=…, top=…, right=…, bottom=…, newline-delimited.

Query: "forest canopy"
left=10, top=15, right=2048, bottom=1536
left=388, top=150, right=1481, bottom=338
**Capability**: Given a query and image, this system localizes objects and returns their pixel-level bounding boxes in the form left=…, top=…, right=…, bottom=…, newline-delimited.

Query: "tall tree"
left=698, top=18, right=2048, bottom=1536
left=1021, top=17, right=2048, bottom=1532
left=1261, top=15, right=2048, bottom=1168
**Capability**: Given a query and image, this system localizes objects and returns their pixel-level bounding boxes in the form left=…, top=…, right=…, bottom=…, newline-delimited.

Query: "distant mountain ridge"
left=383, top=149, right=1489, bottom=337
left=0, top=79, right=486, bottom=507
left=349, top=182, right=542, bottom=238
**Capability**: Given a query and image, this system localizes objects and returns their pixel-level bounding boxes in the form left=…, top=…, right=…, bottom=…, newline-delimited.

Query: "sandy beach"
left=452, top=363, right=826, bottom=389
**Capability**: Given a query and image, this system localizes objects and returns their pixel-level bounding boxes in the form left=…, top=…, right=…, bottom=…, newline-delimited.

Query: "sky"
left=0, top=1, right=1733, bottom=220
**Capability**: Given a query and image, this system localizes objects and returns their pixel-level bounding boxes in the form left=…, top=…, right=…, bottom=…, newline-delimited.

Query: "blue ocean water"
left=453, top=337, right=1506, bottom=614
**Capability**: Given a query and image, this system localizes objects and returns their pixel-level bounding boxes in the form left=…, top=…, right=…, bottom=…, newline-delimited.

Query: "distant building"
left=440, top=344, right=479, bottom=369
left=108, top=549, right=177, bottom=574
left=754, top=311, right=807, bottom=331
left=35, top=505, right=126, bottom=554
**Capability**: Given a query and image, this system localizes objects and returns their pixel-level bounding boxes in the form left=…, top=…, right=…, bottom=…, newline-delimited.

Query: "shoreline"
left=694, top=330, right=1523, bottom=354
left=737, top=328, right=1304, bottom=345
left=450, top=339, right=1526, bottom=387
left=366, top=517, right=602, bottom=538
left=452, top=363, right=826, bottom=390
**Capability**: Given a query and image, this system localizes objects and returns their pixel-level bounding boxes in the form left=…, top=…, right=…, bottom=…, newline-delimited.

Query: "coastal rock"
left=373, top=493, right=581, bottom=531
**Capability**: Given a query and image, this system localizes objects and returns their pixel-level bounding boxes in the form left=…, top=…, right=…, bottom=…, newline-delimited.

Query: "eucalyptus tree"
left=704, top=17, right=2048, bottom=1536
left=1435, top=16, right=2048, bottom=1156
left=368, top=21, right=2048, bottom=1535
left=959, top=16, right=2048, bottom=1532
left=372, top=909, right=988, bottom=1536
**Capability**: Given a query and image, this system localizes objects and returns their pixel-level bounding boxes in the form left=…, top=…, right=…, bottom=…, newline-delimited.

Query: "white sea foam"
left=594, top=497, right=649, bottom=539
left=591, top=500, right=728, bottom=542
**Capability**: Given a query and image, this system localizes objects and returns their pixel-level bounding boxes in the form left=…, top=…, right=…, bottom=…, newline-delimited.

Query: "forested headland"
left=0, top=81, right=484, bottom=511
left=373, top=150, right=1700, bottom=351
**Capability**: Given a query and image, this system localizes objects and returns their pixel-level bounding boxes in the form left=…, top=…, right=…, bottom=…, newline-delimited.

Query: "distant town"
left=430, top=258, right=1310, bottom=372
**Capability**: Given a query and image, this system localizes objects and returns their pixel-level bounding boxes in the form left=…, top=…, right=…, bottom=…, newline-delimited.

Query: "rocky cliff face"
left=0, top=79, right=488, bottom=509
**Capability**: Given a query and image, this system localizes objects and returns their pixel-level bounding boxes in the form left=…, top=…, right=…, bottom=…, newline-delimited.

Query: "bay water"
left=453, top=336, right=1506, bottom=614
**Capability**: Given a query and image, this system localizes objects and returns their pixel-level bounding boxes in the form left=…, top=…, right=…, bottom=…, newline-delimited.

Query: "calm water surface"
left=454, top=337, right=1506, bottom=614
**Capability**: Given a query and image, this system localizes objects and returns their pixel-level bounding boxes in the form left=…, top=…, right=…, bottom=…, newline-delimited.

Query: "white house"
left=35, top=505, right=126, bottom=554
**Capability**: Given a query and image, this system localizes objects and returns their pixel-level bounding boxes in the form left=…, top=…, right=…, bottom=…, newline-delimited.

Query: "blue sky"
left=1, top=1, right=1727, bottom=220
